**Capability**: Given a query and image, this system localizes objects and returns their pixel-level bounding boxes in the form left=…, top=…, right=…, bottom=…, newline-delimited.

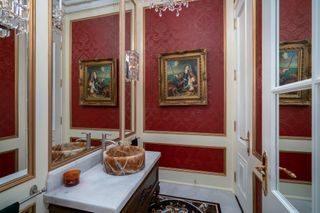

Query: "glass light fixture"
left=147, top=0, right=189, bottom=17
left=52, top=0, right=64, bottom=31
left=0, top=0, right=29, bottom=38
left=125, top=50, right=140, bottom=82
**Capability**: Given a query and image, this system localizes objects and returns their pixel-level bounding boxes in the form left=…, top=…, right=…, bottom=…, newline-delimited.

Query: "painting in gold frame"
left=79, top=59, right=117, bottom=106
left=279, top=40, right=311, bottom=105
left=159, top=49, right=207, bottom=106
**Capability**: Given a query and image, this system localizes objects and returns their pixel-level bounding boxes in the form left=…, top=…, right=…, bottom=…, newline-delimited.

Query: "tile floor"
left=159, top=182, right=243, bottom=213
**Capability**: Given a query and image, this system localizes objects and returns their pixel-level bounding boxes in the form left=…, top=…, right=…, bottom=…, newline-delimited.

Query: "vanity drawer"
left=121, top=162, right=159, bottom=213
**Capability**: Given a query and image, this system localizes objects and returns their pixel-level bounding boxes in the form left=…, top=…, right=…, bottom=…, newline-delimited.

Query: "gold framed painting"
left=279, top=40, right=311, bottom=105
left=159, top=49, right=208, bottom=106
left=79, top=59, right=117, bottom=106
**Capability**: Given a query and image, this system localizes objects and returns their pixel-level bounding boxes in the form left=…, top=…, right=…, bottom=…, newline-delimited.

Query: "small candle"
left=59, top=0, right=62, bottom=9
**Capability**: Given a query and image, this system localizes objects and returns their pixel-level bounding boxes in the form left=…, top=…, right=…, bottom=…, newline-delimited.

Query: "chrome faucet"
left=76, top=132, right=91, bottom=150
left=101, top=133, right=119, bottom=151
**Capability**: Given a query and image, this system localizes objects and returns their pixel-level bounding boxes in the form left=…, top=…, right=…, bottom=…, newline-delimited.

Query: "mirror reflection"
left=279, top=0, right=312, bottom=86
left=51, top=0, right=121, bottom=164
left=0, top=11, right=35, bottom=192
left=125, top=1, right=136, bottom=137
left=0, top=30, right=33, bottom=190
left=50, top=0, right=135, bottom=166
left=278, top=89, right=312, bottom=213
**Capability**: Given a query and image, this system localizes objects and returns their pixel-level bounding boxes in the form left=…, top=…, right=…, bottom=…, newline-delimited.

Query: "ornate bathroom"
left=0, top=0, right=318, bottom=212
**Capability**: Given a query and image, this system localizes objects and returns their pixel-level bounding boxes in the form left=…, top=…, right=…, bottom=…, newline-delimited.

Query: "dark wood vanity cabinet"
left=48, top=162, right=159, bottom=213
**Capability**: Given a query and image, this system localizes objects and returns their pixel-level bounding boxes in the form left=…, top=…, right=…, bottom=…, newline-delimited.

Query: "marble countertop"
left=44, top=151, right=161, bottom=213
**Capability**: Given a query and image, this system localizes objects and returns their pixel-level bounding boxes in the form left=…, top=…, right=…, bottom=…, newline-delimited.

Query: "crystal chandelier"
left=148, top=0, right=189, bottom=17
left=52, top=0, right=64, bottom=31
left=0, top=0, right=29, bottom=38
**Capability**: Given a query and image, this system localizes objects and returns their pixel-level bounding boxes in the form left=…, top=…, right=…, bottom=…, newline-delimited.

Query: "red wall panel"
left=254, top=0, right=263, bottom=156
left=253, top=174, right=262, bottom=213
left=280, top=152, right=311, bottom=182
left=144, top=0, right=225, bottom=134
left=144, top=143, right=226, bottom=174
left=279, top=0, right=311, bottom=138
left=71, top=13, right=131, bottom=129
left=0, top=31, right=16, bottom=138
left=0, top=150, right=17, bottom=178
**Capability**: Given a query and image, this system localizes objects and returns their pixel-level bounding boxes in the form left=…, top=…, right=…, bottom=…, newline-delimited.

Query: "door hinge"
left=234, top=69, right=237, bottom=81
left=60, top=79, right=63, bottom=88
left=234, top=18, right=237, bottom=30
left=60, top=116, right=63, bottom=125
left=234, top=120, right=237, bottom=132
left=60, top=43, right=62, bottom=50
left=234, top=171, right=237, bottom=183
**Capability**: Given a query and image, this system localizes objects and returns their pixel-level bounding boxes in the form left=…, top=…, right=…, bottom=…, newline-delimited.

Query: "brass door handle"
left=255, top=152, right=268, bottom=196
left=279, top=167, right=297, bottom=179
left=256, top=166, right=266, bottom=176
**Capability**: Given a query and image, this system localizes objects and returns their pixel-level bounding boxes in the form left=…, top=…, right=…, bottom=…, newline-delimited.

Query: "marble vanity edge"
left=46, top=150, right=102, bottom=193
left=44, top=151, right=161, bottom=213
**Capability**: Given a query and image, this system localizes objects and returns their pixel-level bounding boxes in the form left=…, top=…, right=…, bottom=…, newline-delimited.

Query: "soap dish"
left=63, top=170, right=81, bottom=187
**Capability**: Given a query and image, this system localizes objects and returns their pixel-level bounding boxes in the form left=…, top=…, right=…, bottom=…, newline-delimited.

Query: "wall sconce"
left=125, top=50, right=139, bottom=82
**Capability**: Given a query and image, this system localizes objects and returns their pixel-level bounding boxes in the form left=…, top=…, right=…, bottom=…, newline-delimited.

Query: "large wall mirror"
left=49, top=0, right=136, bottom=169
left=0, top=0, right=35, bottom=192
left=277, top=0, right=312, bottom=212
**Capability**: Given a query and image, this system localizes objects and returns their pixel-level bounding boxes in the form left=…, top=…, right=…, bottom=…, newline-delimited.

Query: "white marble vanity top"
left=44, top=151, right=161, bottom=213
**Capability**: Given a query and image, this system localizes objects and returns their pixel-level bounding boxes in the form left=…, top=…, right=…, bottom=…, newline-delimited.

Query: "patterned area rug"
left=148, top=194, right=222, bottom=213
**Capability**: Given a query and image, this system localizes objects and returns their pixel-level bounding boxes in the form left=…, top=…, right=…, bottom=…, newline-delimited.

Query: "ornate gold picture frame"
left=79, top=59, right=117, bottom=106
left=159, top=49, right=207, bottom=106
left=279, top=40, right=311, bottom=105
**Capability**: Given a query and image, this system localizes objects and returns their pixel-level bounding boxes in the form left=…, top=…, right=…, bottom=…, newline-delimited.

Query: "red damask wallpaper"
left=144, top=0, right=225, bottom=134
left=280, top=152, right=311, bottom=182
left=279, top=0, right=311, bottom=138
left=0, top=31, right=16, bottom=138
left=71, top=13, right=131, bottom=129
left=144, top=143, right=225, bottom=174
left=254, top=0, right=263, bottom=156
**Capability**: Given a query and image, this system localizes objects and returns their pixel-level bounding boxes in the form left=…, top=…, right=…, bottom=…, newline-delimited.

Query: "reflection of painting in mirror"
left=71, top=13, right=131, bottom=129
left=79, top=59, right=117, bottom=106
left=50, top=7, right=133, bottom=167
left=279, top=41, right=311, bottom=105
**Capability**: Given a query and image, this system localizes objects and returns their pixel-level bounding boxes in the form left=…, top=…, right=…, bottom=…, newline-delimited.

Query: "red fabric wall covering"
left=0, top=31, right=16, bottom=138
left=254, top=0, right=263, bottom=156
left=0, top=149, right=17, bottom=178
left=253, top=173, right=262, bottom=213
left=279, top=151, right=311, bottom=182
left=279, top=0, right=311, bottom=138
left=125, top=82, right=131, bottom=130
left=144, top=0, right=225, bottom=134
left=71, top=13, right=131, bottom=129
left=279, top=105, right=312, bottom=138
left=144, top=143, right=226, bottom=174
